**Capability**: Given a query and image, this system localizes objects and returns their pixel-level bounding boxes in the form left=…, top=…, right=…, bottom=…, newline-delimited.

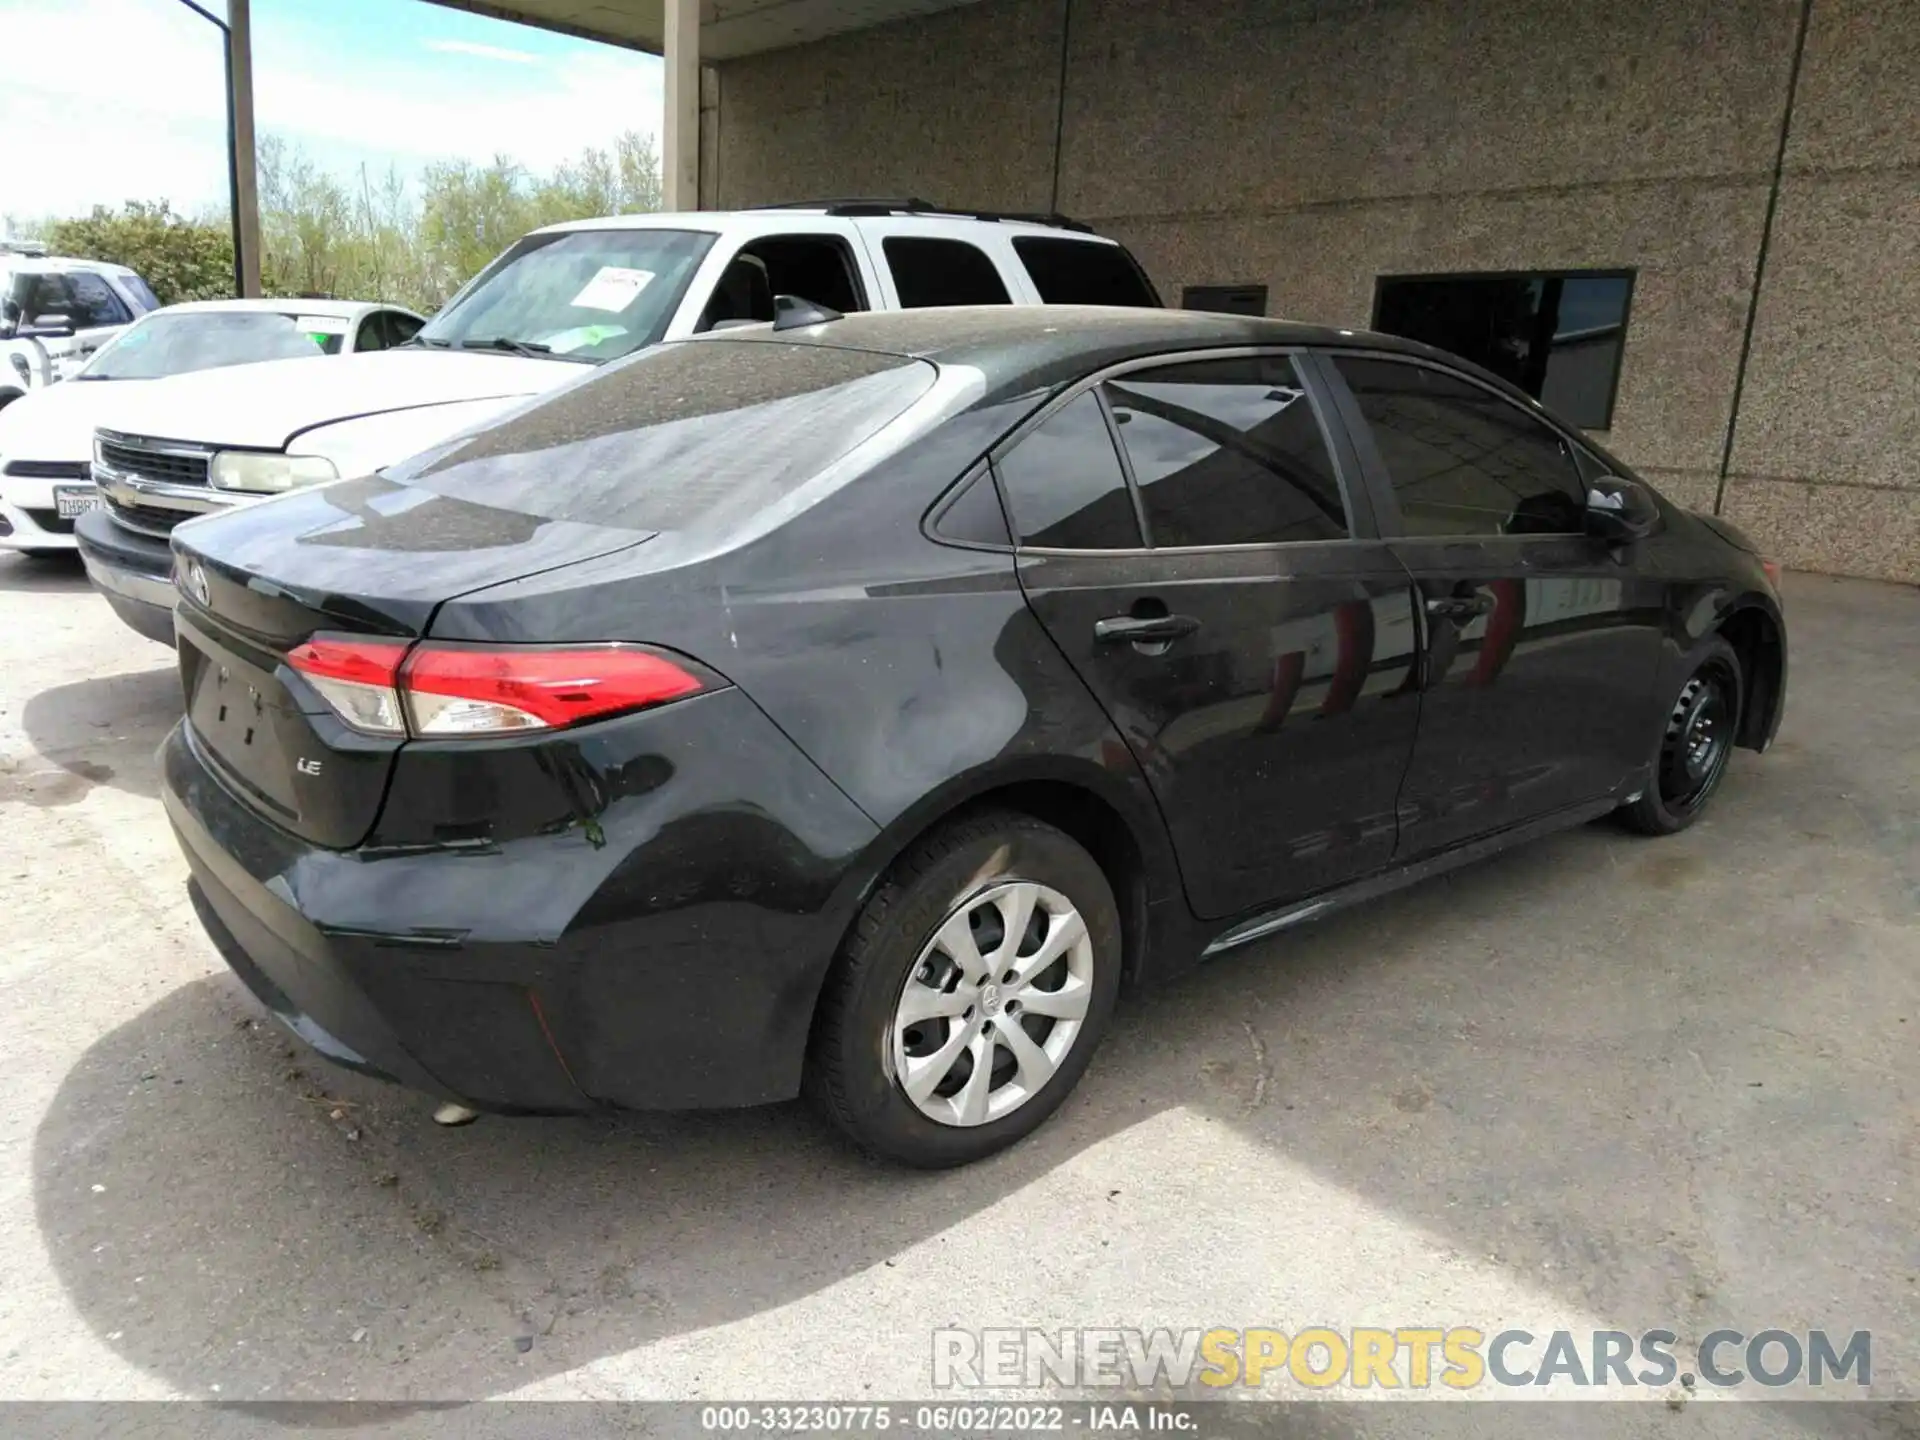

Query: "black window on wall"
left=1370, top=270, right=1633, bottom=430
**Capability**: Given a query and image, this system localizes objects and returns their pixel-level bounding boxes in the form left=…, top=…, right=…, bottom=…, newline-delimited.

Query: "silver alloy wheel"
left=889, top=879, right=1095, bottom=1127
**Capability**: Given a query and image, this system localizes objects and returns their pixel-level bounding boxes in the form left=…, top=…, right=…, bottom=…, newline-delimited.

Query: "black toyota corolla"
left=162, top=305, right=1787, bottom=1167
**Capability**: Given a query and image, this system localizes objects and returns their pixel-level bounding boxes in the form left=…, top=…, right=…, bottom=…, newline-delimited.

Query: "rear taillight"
left=287, top=639, right=714, bottom=739
left=287, top=638, right=410, bottom=736
left=1761, top=558, right=1783, bottom=589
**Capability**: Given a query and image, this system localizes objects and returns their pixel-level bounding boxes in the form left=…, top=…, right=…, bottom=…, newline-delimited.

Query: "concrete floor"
left=0, top=557, right=1913, bottom=1429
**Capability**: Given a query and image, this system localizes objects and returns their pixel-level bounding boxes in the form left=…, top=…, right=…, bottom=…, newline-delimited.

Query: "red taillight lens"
left=402, top=644, right=708, bottom=736
left=1761, top=558, right=1782, bottom=589
left=287, top=638, right=410, bottom=736
left=287, top=637, right=712, bottom=739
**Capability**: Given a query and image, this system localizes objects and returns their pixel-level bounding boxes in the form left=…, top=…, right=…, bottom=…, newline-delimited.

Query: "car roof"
left=154, top=297, right=416, bottom=320
left=682, top=304, right=1501, bottom=400
left=1, top=255, right=138, bottom=277
left=528, top=208, right=1124, bottom=244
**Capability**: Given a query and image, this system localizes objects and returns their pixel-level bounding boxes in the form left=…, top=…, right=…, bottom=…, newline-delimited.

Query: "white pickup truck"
left=76, top=200, right=1162, bottom=642
left=1, top=255, right=160, bottom=407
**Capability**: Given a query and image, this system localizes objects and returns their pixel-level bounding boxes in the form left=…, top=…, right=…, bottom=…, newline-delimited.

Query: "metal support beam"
left=227, top=0, right=262, bottom=296
left=663, top=0, right=700, bottom=210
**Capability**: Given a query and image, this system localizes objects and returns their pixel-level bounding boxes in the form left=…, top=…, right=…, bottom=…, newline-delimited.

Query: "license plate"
left=54, top=484, right=102, bottom=519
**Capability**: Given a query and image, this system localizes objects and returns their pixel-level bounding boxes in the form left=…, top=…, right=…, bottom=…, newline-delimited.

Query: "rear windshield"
left=1013, top=237, right=1160, bottom=307
left=392, top=339, right=938, bottom=532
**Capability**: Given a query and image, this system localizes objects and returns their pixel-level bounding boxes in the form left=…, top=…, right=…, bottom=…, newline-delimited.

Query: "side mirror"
left=1585, top=475, right=1659, bottom=543
left=20, top=313, right=74, bottom=339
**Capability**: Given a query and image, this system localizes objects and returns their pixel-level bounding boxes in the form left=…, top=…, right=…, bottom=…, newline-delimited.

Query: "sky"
left=0, top=0, right=664, bottom=227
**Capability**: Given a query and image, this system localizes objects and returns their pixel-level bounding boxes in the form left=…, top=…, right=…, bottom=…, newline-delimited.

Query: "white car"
left=0, top=298, right=424, bottom=557
left=76, top=201, right=1161, bottom=641
left=0, top=255, right=161, bottom=406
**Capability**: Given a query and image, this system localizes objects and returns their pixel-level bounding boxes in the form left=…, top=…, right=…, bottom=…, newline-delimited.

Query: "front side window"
left=64, top=272, right=132, bottom=328
left=122, top=275, right=162, bottom=312
left=78, top=311, right=337, bottom=380
left=1332, top=356, right=1586, bottom=537
left=995, top=392, right=1142, bottom=549
left=1103, top=356, right=1349, bottom=547
left=1013, top=237, right=1158, bottom=307
left=884, top=237, right=1012, bottom=308
left=355, top=314, right=389, bottom=353
left=417, top=227, right=717, bottom=363
left=1371, top=270, right=1632, bottom=429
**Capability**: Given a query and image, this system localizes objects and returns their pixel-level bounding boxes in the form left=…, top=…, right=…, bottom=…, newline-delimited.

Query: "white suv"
left=77, top=201, right=1160, bottom=642
left=1, top=256, right=159, bottom=406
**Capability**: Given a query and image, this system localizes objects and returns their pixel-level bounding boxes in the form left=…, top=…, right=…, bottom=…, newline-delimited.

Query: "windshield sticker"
left=543, top=324, right=626, bottom=354
left=569, top=266, right=654, bottom=313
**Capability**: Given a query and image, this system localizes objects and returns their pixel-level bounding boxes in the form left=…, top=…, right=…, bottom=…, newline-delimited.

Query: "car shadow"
left=18, top=663, right=179, bottom=800
left=31, top=757, right=1916, bottom=1418
left=25, top=576, right=1918, bottom=1418
left=0, top=550, right=89, bottom=591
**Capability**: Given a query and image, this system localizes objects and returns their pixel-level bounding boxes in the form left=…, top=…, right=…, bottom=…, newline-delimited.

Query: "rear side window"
left=884, top=237, right=1011, bottom=308
left=1013, top=237, right=1158, bottom=307
left=1104, top=356, right=1349, bottom=546
left=395, top=341, right=937, bottom=533
left=995, top=392, right=1143, bottom=549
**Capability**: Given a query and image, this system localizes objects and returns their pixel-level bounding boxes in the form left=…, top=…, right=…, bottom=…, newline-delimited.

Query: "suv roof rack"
left=760, top=198, right=1096, bottom=234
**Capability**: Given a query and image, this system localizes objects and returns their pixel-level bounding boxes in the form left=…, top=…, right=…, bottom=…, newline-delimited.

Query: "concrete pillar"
left=663, top=0, right=700, bottom=210
left=227, top=0, right=262, bottom=296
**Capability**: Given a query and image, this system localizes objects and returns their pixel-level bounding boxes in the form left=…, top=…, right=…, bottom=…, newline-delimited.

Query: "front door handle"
left=1094, top=613, right=1200, bottom=645
left=1425, top=591, right=1496, bottom=622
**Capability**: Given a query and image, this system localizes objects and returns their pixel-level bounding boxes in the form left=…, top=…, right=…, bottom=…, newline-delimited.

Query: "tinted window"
left=883, top=237, right=1011, bottom=308
left=1372, top=271, right=1632, bottom=429
left=934, top=469, right=1012, bottom=547
left=355, top=314, right=389, bottom=353
left=996, top=392, right=1142, bottom=549
left=64, top=272, right=132, bottom=328
left=1103, top=356, right=1348, bottom=547
left=1013, top=237, right=1157, bottom=307
left=392, top=341, right=936, bottom=534
left=743, top=234, right=866, bottom=313
left=385, top=311, right=423, bottom=346
left=1181, top=284, right=1266, bottom=316
left=1333, top=356, right=1586, bottom=537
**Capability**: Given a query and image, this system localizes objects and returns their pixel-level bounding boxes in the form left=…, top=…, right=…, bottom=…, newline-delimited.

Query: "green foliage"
left=43, top=201, right=234, bottom=304
left=38, top=130, right=663, bottom=317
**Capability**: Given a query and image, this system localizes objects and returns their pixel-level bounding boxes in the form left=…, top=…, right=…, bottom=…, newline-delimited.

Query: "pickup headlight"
left=208, top=451, right=338, bottom=494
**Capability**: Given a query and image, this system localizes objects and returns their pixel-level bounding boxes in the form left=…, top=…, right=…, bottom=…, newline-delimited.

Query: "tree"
left=42, top=202, right=232, bottom=304
left=35, top=129, right=663, bottom=316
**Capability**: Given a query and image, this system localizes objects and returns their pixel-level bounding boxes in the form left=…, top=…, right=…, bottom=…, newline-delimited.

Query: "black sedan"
left=161, top=306, right=1786, bottom=1167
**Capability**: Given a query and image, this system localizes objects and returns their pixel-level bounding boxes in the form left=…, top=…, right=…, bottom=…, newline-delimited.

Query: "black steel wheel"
left=1619, top=636, right=1744, bottom=836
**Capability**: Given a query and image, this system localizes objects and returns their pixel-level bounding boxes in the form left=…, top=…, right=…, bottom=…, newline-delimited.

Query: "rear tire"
left=807, top=811, right=1121, bottom=1168
left=1618, top=636, right=1743, bottom=836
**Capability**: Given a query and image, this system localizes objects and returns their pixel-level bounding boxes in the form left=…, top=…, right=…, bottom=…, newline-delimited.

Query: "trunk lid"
left=170, top=474, right=652, bottom=848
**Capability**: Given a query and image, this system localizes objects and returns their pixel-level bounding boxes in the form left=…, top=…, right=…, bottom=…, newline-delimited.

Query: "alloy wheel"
left=889, top=880, right=1095, bottom=1128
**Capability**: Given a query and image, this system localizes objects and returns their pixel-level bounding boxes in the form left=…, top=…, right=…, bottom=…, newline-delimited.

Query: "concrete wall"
left=710, top=0, right=1920, bottom=582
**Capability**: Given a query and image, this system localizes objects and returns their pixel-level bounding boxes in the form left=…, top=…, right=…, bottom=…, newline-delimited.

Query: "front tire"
left=807, top=811, right=1121, bottom=1168
left=1618, top=636, right=1743, bottom=836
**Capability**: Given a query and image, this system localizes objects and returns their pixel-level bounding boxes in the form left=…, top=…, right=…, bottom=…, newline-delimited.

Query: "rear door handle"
left=1093, top=613, right=1200, bottom=645
left=1425, top=591, right=1495, bottom=622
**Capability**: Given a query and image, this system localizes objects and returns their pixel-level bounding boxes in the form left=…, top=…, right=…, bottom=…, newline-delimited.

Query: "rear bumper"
left=161, top=687, right=881, bottom=1114
left=76, top=509, right=176, bottom=643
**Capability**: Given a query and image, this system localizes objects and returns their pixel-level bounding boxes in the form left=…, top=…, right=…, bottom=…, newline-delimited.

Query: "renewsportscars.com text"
left=932, top=1327, right=1872, bottom=1392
